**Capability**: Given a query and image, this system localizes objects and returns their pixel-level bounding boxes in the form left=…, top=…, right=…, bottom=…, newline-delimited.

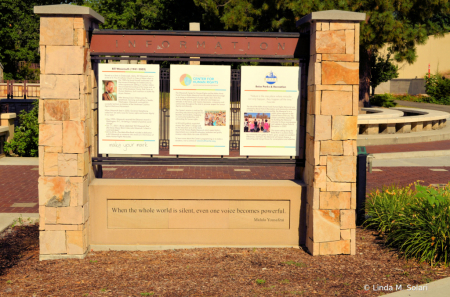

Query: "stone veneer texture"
left=304, top=21, right=360, bottom=256
left=38, top=14, right=99, bottom=258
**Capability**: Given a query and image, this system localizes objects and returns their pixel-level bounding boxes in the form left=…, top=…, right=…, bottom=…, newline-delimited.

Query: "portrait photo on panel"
left=102, top=80, right=118, bottom=101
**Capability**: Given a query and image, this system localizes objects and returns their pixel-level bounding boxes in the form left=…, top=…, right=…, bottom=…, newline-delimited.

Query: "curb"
left=372, top=150, right=450, bottom=160
left=0, top=213, right=39, bottom=233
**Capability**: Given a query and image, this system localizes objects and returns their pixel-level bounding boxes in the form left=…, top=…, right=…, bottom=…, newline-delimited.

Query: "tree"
left=193, top=0, right=450, bottom=105
left=370, top=52, right=399, bottom=96
left=82, top=0, right=210, bottom=30
left=0, top=0, right=75, bottom=80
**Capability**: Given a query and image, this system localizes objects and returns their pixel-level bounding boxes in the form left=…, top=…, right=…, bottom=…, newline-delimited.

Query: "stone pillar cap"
left=1, top=113, right=16, bottom=119
left=34, top=4, right=104, bottom=24
left=296, top=10, right=366, bottom=27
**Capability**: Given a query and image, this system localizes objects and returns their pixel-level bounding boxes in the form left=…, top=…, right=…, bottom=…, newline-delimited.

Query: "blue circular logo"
left=265, top=71, right=277, bottom=85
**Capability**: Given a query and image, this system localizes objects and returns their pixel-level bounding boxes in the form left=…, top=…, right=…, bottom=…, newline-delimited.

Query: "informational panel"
left=98, top=64, right=160, bottom=154
left=240, top=66, right=300, bottom=156
left=108, top=200, right=290, bottom=229
left=169, top=65, right=230, bottom=155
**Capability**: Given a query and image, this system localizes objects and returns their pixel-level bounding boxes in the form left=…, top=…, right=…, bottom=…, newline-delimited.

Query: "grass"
left=282, top=261, right=307, bottom=267
left=394, top=105, right=421, bottom=108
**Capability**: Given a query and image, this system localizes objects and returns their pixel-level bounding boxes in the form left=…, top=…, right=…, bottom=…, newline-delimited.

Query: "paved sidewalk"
left=1, top=162, right=448, bottom=213
left=0, top=213, right=39, bottom=233
left=0, top=157, right=38, bottom=166
left=366, top=165, right=450, bottom=193
left=373, top=156, right=450, bottom=167
left=1, top=140, right=450, bottom=214
left=394, top=100, right=450, bottom=113
left=0, top=165, right=39, bottom=213
left=385, top=277, right=450, bottom=297
left=366, top=140, right=450, bottom=154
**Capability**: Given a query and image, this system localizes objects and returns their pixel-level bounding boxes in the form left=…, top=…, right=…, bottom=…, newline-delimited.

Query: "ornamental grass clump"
left=365, top=182, right=450, bottom=266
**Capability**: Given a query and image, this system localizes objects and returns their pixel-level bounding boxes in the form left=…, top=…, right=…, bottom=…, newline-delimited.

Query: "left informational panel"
left=98, top=64, right=160, bottom=155
left=170, top=65, right=231, bottom=155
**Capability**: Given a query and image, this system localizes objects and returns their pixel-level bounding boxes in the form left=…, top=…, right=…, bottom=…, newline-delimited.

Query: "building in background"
left=375, top=33, right=450, bottom=95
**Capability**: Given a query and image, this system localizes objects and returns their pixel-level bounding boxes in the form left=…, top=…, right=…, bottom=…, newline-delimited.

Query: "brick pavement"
left=0, top=166, right=39, bottom=213
left=365, top=140, right=450, bottom=154
left=1, top=163, right=450, bottom=213
left=366, top=166, right=450, bottom=194
left=102, top=165, right=295, bottom=180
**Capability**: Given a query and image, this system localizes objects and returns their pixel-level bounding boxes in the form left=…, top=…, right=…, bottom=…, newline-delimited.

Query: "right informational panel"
left=240, top=66, right=300, bottom=156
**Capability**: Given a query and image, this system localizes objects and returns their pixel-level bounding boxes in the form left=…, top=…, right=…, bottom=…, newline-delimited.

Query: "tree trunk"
left=359, top=47, right=372, bottom=107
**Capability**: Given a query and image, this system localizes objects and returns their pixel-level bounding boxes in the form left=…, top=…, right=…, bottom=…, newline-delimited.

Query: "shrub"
left=425, top=74, right=450, bottom=105
left=392, top=94, right=450, bottom=105
left=365, top=182, right=450, bottom=266
left=392, top=94, right=433, bottom=103
left=4, top=100, right=39, bottom=157
left=370, top=94, right=397, bottom=108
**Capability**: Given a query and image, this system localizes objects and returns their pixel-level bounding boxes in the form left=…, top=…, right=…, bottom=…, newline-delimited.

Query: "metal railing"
left=0, top=80, right=40, bottom=99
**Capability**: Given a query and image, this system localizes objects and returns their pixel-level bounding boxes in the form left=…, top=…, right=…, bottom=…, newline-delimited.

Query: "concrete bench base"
left=357, top=108, right=449, bottom=135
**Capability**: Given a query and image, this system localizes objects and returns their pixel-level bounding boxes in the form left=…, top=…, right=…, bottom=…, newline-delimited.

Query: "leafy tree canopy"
left=2, top=0, right=450, bottom=100
left=193, top=0, right=450, bottom=102
left=83, top=0, right=214, bottom=30
left=0, top=0, right=76, bottom=79
left=194, top=0, right=450, bottom=63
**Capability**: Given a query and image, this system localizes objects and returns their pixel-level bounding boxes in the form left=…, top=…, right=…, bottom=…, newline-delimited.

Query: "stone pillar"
left=297, top=11, right=365, bottom=256
left=34, top=4, right=104, bottom=260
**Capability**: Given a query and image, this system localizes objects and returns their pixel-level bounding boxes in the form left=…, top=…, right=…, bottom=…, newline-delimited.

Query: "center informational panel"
left=108, top=200, right=290, bottom=229
left=240, top=66, right=300, bottom=156
left=170, top=65, right=231, bottom=155
left=98, top=64, right=160, bottom=154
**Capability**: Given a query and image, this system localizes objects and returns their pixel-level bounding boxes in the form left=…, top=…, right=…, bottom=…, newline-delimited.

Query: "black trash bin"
left=356, top=146, right=368, bottom=226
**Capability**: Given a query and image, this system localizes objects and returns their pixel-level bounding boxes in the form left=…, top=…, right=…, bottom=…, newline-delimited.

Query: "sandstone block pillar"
left=34, top=4, right=104, bottom=260
left=297, top=10, right=365, bottom=256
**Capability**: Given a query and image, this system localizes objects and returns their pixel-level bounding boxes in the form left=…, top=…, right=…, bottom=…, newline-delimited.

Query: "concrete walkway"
left=0, top=213, right=39, bottom=233
left=385, top=277, right=450, bottom=296
left=372, top=155, right=450, bottom=167
left=0, top=157, right=38, bottom=166
left=394, top=100, right=450, bottom=113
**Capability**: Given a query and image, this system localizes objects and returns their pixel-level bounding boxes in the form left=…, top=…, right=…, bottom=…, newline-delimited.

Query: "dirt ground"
left=1, top=225, right=449, bottom=296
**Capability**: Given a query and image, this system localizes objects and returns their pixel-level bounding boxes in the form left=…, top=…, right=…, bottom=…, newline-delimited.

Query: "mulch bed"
left=1, top=225, right=449, bottom=296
